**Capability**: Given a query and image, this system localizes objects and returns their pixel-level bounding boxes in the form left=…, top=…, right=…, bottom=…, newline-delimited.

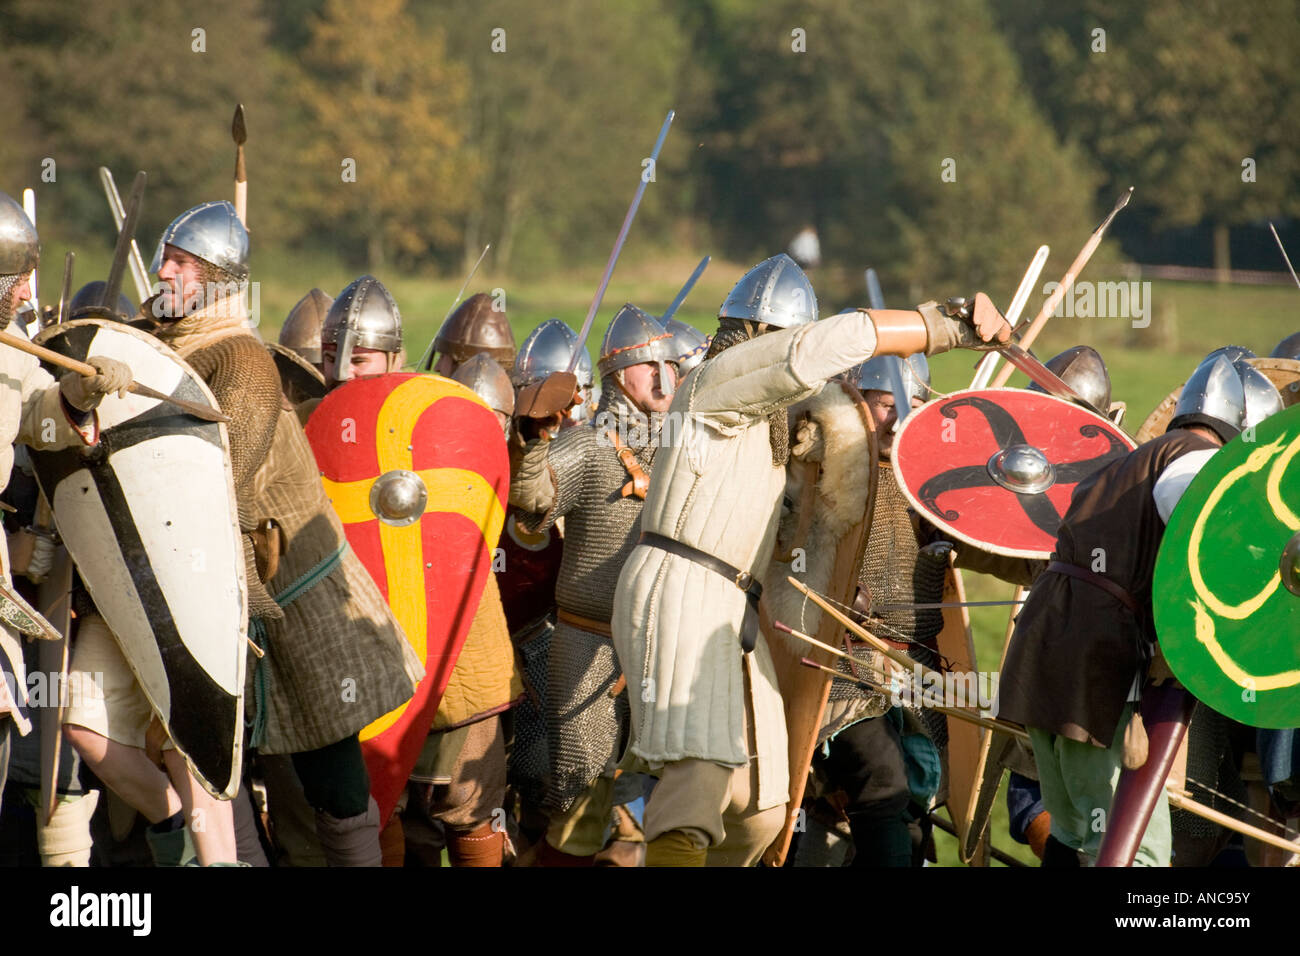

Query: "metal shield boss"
left=304, top=373, right=508, bottom=820
left=29, top=319, right=245, bottom=798
left=1154, top=404, right=1300, bottom=728
left=892, top=388, right=1136, bottom=559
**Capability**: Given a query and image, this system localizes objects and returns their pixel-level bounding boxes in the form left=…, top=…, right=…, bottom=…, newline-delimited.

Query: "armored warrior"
left=278, top=288, right=333, bottom=372
left=66, top=205, right=419, bottom=867
left=0, top=192, right=131, bottom=843
left=513, top=318, right=597, bottom=427
left=508, top=304, right=678, bottom=866
left=609, top=253, right=1012, bottom=866
left=998, top=352, right=1285, bottom=866
left=430, top=292, right=516, bottom=378
left=786, top=350, right=1044, bottom=866
left=662, top=317, right=709, bottom=379
left=312, top=277, right=523, bottom=867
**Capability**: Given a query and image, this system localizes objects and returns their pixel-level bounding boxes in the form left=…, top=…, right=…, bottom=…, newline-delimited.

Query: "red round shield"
left=306, top=373, right=508, bottom=822
left=892, top=388, right=1136, bottom=558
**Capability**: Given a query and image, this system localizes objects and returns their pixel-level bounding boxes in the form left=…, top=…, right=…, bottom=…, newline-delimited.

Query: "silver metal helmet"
left=1203, top=344, right=1256, bottom=365
left=68, top=281, right=135, bottom=321
left=150, top=201, right=249, bottom=279
left=1270, top=332, right=1300, bottom=361
left=663, top=317, right=709, bottom=377
left=512, top=318, right=593, bottom=389
left=0, top=192, right=38, bottom=276
left=1026, top=345, right=1112, bottom=413
left=853, top=353, right=931, bottom=404
left=1170, top=354, right=1246, bottom=439
left=1236, top=360, right=1285, bottom=428
left=451, top=352, right=515, bottom=420
left=718, top=253, right=817, bottom=329
left=279, top=288, right=333, bottom=366
left=321, top=275, right=402, bottom=372
left=597, top=303, right=677, bottom=396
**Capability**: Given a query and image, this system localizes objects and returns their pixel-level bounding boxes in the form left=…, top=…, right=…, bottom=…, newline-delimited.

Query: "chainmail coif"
left=705, top=318, right=789, bottom=466
left=0, top=274, right=24, bottom=329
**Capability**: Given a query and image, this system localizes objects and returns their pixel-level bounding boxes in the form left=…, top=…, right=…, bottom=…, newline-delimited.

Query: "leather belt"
left=638, top=531, right=763, bottom=653
left=556, top=608, right=612, bottom=637
left=1046, top=560, right=1138, bottom=614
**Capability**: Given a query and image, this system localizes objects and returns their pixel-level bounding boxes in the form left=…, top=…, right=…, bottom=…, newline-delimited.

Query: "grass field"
left=72, top=247, right=1295, bottom=867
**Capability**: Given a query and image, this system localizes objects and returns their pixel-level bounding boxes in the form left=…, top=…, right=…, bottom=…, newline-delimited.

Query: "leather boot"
left=314, top=796, right=383, bottom=867
left=533, top=837, right=596, bottom=867
left=379, top=815, right=405, bottom=867
left=447, top=821, right=504, bottom=867
left=1041, top=834, right=1081, bottom=867
left=644, top=829, right=706, bottom=867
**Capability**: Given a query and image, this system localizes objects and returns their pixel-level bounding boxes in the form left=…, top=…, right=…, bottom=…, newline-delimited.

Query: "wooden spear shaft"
left=796, top=655, right=1030, bottom=743
left=0, top=328, right=229, bottom=423
left=1166, top=788, right=1300, bottom=856
left=990, top=187, right=1133, bottom=388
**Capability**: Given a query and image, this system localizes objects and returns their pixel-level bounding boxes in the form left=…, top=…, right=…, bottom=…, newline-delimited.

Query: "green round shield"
left=1154, top=404, right=1300, bottom=727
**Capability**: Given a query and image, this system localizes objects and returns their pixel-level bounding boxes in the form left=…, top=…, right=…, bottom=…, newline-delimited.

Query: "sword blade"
left=566, top=110, right=675, bottom=373
left=1269, top=222, right=1300, bottom=292
left=22, top=189, right=38, bottom=312
left=102, top=171, right=145, bottom=311
left=971, top=244, right=1050, bottom=388
left=418, top=242, right=492, bottom=371
left=996, top=342, right=1092, bottom=408
left=56, top=251, right=74, bottom=326
left=99, top=167, right=150, bottom=302
left=660, top=254, right=710, bottom=324
left=99, top=167, right=151, bottom=304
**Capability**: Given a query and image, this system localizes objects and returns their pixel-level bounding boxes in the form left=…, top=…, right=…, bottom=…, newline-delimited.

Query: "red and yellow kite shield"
left=893, top=388, right=1135, bottom=559
left=305, top=373, right=508, bottom=821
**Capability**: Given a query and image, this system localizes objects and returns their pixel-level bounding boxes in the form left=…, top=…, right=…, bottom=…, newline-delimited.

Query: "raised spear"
left=232, top=104, right=247, bottom=226
left=990, top=187, right=1133, bottom=388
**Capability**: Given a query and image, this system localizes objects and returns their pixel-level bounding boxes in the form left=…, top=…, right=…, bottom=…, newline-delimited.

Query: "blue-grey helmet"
left=0, top=192, right=38, bottom=276
left=853, top=353, right=931, bottom=404
left=512, top=318, right=593, bottom=390
left=321, top=275, right=402, bottom=373
left=597, top=304, right=677, bottom=396
left=1236, top=360, right=1285, bottom=428
left=1203, top=344, right=1256, bottom=365
left=150, top=201, right=249, bottom=279
left=1170, top=354, right=1246, bottom=441
left=718, top=253, right=817, bottom=329
left=1270, top=332, right=1300, bottom=361
left=664, top=316, right=710, bottom=377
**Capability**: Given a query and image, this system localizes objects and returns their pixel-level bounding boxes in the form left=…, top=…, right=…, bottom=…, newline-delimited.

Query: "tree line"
left=2, top=0, right=1295, bottom=292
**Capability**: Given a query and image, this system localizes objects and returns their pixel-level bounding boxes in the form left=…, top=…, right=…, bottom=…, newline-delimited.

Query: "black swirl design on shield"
left=916, top=396, right=1130, bottom=538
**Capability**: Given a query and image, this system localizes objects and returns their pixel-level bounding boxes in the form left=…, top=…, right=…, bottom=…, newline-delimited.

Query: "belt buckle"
left=735, top=570, right=753, bottom=591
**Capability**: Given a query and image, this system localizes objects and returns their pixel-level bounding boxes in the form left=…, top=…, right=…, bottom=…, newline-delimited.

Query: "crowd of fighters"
left=0, top=189, right=1296, bottom=868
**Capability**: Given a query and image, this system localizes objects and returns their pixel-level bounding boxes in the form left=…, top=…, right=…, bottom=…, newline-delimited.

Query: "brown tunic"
left=143, top=304, right=419, bottom=753
left=997, top=428, right=1218, bottom=746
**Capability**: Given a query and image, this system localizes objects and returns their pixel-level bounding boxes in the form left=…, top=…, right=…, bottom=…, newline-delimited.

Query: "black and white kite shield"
left=30, top=319, right=246, bottom=798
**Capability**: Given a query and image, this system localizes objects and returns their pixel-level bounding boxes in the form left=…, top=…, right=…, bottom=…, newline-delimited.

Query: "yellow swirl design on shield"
left=320, top=377, right=505, bottom=740
left=1186, top=433, right=1300, bottom=690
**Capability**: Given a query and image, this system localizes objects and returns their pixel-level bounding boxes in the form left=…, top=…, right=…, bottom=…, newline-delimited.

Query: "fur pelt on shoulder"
left=764, top=381, right=872, bottom=653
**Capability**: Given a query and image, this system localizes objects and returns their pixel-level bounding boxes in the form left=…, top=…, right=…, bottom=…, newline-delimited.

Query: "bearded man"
left=65, top=203, right=418, bottom=866
left=510, top=304, right=679, bottom=866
